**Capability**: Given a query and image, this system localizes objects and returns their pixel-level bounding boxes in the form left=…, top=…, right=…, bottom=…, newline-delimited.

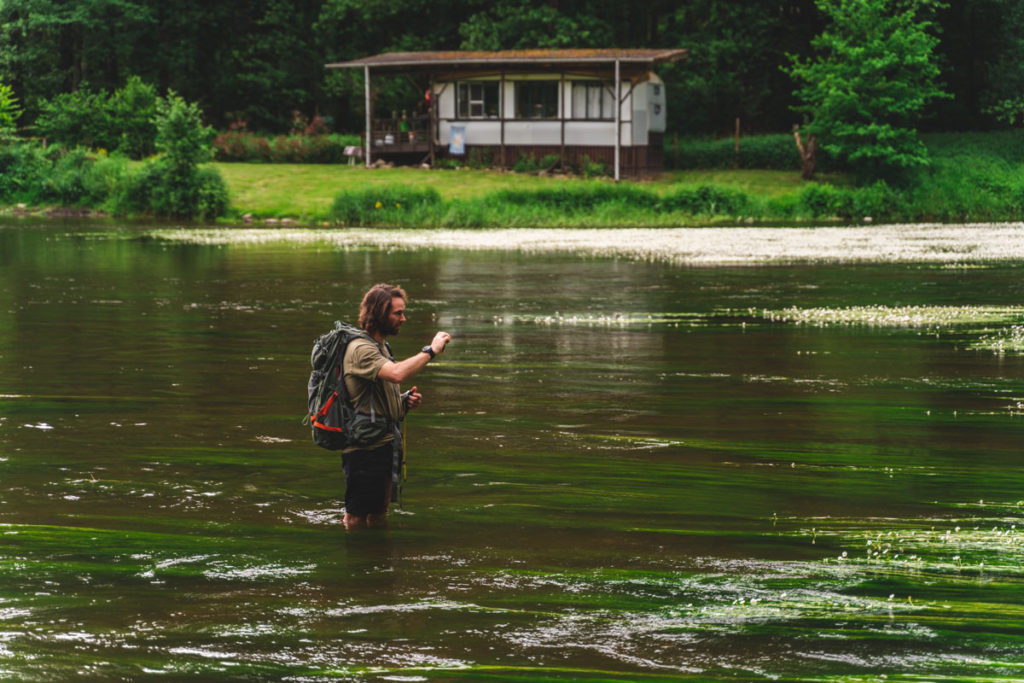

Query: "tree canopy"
left=0, top=0, right=1019, bottom=136
left=786, top=0, right=948, bottom=179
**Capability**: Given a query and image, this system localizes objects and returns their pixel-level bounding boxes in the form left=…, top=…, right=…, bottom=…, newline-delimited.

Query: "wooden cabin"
left=326, top=49, right=688, bottom=179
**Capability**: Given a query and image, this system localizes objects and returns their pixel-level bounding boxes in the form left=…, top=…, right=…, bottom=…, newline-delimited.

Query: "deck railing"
left=370, top=115, right=430, bottom=147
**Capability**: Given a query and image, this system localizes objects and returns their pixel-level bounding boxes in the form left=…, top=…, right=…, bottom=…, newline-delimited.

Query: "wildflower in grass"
left=396, top=203, right=402, bottom=209
left=375, top=201, right=382, bottom=209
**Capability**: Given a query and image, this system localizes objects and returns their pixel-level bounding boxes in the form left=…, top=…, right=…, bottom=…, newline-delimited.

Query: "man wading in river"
left=342, top=283, right=451, bottom=528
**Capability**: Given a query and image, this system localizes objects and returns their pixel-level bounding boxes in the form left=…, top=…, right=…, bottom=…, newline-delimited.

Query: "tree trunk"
left=793, top=127, right=817, bottom=180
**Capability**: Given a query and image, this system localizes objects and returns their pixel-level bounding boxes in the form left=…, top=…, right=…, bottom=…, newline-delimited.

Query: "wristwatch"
left=421, top=345, right=436, bottom=359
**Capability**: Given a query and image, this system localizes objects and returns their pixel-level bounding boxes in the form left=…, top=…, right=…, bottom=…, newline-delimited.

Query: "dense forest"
left=1, top=0, right=1023, bottom=137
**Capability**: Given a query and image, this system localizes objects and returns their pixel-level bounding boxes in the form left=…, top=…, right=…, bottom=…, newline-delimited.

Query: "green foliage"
left=786, top=0, right=949, bottom=181
left=576, top=155, right=609, bottom=179
left=0, top=79, right=20, bottom=140
left=966, top=0, right=1024, bottom=127
left=466, top=147, right=493, bottom=170
left=792, top=180, right=902, bottom=219
left=459, top=2, right=612, bottom=50
left=0, top=140, right=130, bottom=206
left=1, top=0, right=1022, bottom=138
left=510, top=153, right=572, bottom=175
left=662, top=1, right=822, bottom=137
left=114, top=161, right=228, bottom=220
left=213, top=121, right=360, bottom=163
left=155, top=92, right=214, bottom=168
left=512, top=155, right=539, bottom=174
left=329, top=185, right=442, bottom=225
left=924, top=130, right=1024, bottom=164
left=0, top=141, right=49, bottom=201
left=669, top=134, right=796, bottom=171
left=108, top=76, right=159, bottom=158
left=111, top=92, right=228, bottom=220
left=660, top=185, right=752, bottom=215
left=494, top=184, right=653, bottom=212
left=35, top=86, right=112, bottom=149
left=35, top=77, right=158, bottom=158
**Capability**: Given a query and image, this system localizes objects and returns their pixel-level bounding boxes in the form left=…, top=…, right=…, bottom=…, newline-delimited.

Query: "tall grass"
left=327, top=182, right=766, bottom=227
left=328, top=185, right=442, bottom=226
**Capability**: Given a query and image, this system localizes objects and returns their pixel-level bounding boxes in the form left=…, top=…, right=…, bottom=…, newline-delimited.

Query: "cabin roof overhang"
left=326, top=48, right=688, bottom=76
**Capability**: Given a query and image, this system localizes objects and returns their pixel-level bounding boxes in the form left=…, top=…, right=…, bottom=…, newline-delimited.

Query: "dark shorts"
left=342, top=442, right=393, bottom=516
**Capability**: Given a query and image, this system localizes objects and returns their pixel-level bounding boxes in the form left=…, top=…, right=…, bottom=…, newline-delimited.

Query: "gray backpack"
left=305, top=321, right=392, bottom=450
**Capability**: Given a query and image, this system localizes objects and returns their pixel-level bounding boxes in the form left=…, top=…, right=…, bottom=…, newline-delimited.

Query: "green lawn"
left=212, top=163, right=807, bottom=219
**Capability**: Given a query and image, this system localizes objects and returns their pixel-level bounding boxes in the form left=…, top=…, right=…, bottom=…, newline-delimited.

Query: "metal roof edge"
left=326, top=49, right=688, bottom=70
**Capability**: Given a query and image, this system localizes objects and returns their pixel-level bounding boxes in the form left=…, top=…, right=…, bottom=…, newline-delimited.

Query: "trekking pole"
left=399, top=419, right=408, bottom=509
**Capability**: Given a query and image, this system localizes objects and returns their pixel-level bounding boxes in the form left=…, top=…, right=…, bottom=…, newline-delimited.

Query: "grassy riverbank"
left=5, top=131, right=1024, bottom=226
left=215, top=130, right=1024, bottom=226
left=214, top=163, right=809, bottom=225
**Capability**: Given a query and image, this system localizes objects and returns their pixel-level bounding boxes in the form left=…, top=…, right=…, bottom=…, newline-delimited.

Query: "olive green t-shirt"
left=342, top=337, right=405, bottom=452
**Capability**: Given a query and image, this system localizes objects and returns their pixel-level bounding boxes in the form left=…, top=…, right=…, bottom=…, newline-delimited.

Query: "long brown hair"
left=359, top=283, right=406, bottom=336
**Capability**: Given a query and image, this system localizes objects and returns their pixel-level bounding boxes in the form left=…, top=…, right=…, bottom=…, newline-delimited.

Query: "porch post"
left=429, top=74, right=435, bottom=168
left=500, top=70, right=506, bottom=170
left=364, top=65, right=372, bottom=168
left=560, top=71, right=566, bottom=171
left=614, top=59, right=621, bottom=182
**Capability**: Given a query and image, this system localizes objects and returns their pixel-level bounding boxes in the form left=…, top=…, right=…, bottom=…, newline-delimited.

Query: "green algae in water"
left=3, top=222, right=1024, bottom=681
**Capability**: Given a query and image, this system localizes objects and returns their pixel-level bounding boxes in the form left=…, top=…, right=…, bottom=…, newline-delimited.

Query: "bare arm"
left=377, top=331, right=451, bottom=384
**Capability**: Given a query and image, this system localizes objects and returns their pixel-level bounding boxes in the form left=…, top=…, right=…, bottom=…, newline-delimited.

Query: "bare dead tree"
left=793, top=125, right=817, bottom=180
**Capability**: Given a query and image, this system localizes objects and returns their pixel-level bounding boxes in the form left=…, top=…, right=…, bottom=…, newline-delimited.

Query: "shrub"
left=466, top=147, right=493, bottom=169
left=795, top=183, right=842, bottom=218
left=45, top=147, right=96, bottom=205
left=924, top=130, right=1024, bottom=165
left=155, top=92, right=214, bottom=168
left=35, top=85, right=112, bottom=150
left=212, top=121, right=359, bottom=163
left=512, top=154, right=539, bottom=173
left=35, top=77, right=158, bottom=158
left=329, top=185, right=442, bottom=225
left=844, top=181, right=903, bottom=221
left=494, top=184, right=655, bottom=212
left=904, top=155, right=1018, bottom=222
left=580, top=157, right=609, bottom=178
left=0, top=141, right=49, bottom=202
left=111, top=92, right=228, bottom=220
left=108, top=76, right=159, bottom=159
left=114, top=161, right=228, bottom=220
left=666, top=133, right=839, bottom=172
left=0, top=141, right=131, bottom=207
left=659, top=185, right=751, bottom=215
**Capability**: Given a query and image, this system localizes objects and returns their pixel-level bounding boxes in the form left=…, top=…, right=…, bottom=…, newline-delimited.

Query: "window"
left=515, top=81, right=558, bottom=119
left=572, top=82, right=614, bottom=120
left=457, top=82, right=499, bottom=118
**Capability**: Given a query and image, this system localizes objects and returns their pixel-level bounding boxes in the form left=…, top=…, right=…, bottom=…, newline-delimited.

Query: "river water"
left=1, top=219, right=1023, bottom=681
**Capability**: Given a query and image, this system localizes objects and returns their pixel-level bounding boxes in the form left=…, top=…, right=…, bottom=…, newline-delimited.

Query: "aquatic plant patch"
left=144, top=223, right=1024, bottom=265
left=509, top=312, right=708, bottom=327
left=784, top=505, right=1024, bottom=586
left=971, top=325, right=1024, bottom=353
left=757, top=305, right=1024, bottom=327
left=755, top=305, right=1024, bottom=357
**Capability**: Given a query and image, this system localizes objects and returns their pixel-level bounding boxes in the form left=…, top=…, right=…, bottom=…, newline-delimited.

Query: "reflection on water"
left=1, top=220, right=1023, bottom=680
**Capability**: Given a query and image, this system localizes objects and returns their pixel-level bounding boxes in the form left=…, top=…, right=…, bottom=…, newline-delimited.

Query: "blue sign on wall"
left=449, top=126, right=465, bottom=155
